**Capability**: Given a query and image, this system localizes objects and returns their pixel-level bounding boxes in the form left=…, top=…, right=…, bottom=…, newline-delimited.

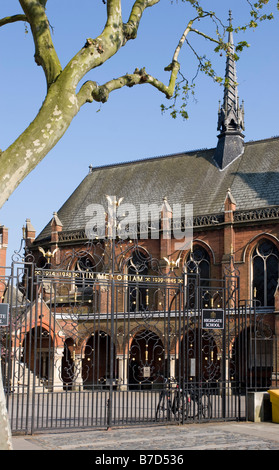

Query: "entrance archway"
left=129, top=329, right=164, bottom=388
left=22, top=326, right=53, bottom=383
left=231, top=326, right=273, bottom=391
left=82, top=331, right=116, bottom=388
left=180, top=328, right=221, bottom=385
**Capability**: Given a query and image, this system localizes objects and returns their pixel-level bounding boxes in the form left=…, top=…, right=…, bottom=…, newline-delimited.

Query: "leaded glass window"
left=75, top=255, right=96, bottom=293
left=185, top=245, right=211, bottom=308
left=185, top=245, right=210, bottom=279
left=252, top=239, right=279, bottom=307
left=128, top=251, right=149, bottom=312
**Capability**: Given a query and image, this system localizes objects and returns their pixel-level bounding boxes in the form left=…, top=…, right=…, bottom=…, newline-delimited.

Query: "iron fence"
left=0, top=261, right=277, bottom=433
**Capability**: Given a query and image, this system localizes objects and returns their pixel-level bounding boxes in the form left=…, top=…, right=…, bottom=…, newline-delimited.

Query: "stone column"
left=72, top=354, right=84, bottom=391
left=169, top=354, right=176, bottom=381
left=117, top=354, right=128, bottom=391
left=52, top=347, right=64, bottom=392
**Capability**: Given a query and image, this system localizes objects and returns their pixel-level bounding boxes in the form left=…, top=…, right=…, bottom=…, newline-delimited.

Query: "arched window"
left=185, top=245, right=210, bottom=279
left=127, top=250, right=149, bottom=312
left=184, top=245, right=211, bottom=309
left=36, top=256, right=50, bottom=269
left=75, top=255, right=96, bottom=294
left=252, top=239, right=279, bottom=307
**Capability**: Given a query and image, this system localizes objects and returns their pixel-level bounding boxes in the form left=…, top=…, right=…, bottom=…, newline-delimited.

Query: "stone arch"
left=82, top=329, right=116, bottom=389
left=241, top=232, right=279, bottom=263
left=80, top=325, right=120, bottom=356
left=178, top=327, right=221, bottom=384
left=180, top=239, right=215, bottom=268
left=230, top=323, right=274, bottom=391
left=119, top=245, right=153, bottom=274
left=128, top=327, right=165, bottom=388
left=247, top=236, right=279, bottom=307
left=22, top=326, right=54, bottom=383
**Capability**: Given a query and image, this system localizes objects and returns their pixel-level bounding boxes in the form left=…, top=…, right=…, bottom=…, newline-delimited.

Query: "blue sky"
left=1, top=0, right=279, bottom=262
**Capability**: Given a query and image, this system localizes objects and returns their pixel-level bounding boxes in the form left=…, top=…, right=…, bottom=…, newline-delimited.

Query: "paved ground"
left=10, top=421, right=279, bottom=451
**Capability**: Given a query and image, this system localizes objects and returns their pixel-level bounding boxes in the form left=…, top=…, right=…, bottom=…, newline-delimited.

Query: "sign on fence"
left=202, top=309, right=224, bottom=330
left=0, top=304, right=9, bottom=327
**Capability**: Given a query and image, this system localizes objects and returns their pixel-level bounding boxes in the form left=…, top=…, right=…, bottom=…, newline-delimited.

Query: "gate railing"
left=0, top=261, right=278, bottom=433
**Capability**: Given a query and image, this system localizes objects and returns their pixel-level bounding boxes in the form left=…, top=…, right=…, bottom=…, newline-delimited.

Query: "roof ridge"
left=89, top=147, right=214, bottom=171
left=245, top=135, right=279, bottom=146
left=88, top=136, right=279, bottom=173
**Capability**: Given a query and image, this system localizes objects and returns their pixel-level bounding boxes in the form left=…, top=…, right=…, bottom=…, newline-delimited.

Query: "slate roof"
left=35, top=136, right=279, bottom=242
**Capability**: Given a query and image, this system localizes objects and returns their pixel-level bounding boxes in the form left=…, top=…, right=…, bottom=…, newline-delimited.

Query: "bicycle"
left=183, top=383, right=212, bottom=420
left=155, top=382, right=212, bottom=422
left=155, top=379, right=182, bottom=421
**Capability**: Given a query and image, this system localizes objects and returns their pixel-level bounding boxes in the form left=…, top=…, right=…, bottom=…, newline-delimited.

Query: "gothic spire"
left=214, top=11, right=245, bottom=170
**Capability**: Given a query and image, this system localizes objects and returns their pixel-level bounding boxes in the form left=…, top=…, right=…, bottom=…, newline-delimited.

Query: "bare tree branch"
left=77, top=61, right=180, bottom=108
left=1, top=0, right=272, bottom=208
left=19, top=0, right=62, bottom=87
left=124, top=0, right=160, bottom=39
left=189, top=27, right=221, bottom=45
left=106, top=0, right=122, bottom=27
left=0, top=14, right=28, bottom=27
left=76, top=10, right=219, bottom=107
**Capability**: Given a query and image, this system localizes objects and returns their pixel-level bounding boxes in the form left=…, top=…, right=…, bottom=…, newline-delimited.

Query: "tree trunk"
left=0, top=76, right=81, bottom=208
left=0, top=368, right=12, bottom=450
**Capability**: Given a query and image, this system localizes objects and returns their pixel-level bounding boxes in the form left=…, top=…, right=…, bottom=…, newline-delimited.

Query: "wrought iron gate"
left=0, top=259, right=277, bottom=433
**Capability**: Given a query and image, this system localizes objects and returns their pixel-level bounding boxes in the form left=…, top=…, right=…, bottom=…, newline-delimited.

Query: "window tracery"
left=252, top=239, right=279, bottom=307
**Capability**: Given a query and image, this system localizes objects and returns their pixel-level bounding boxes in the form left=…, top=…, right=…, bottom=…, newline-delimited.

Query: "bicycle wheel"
left=156, top=393, right=172, bottom=420
left=199, top=395, right=212, bottom=419
left=173, top=394, right=189, bottom=422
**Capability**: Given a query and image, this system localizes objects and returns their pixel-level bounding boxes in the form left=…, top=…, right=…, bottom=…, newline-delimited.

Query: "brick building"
left=16, top=22, right=279, bottom=410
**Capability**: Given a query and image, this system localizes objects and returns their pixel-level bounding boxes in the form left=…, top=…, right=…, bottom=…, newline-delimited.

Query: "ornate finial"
left=214, top=7, right=245, bottom=170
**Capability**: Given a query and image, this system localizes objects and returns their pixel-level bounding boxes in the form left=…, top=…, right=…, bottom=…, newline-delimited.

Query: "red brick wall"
left=29, top=213, right=279, bottom=307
